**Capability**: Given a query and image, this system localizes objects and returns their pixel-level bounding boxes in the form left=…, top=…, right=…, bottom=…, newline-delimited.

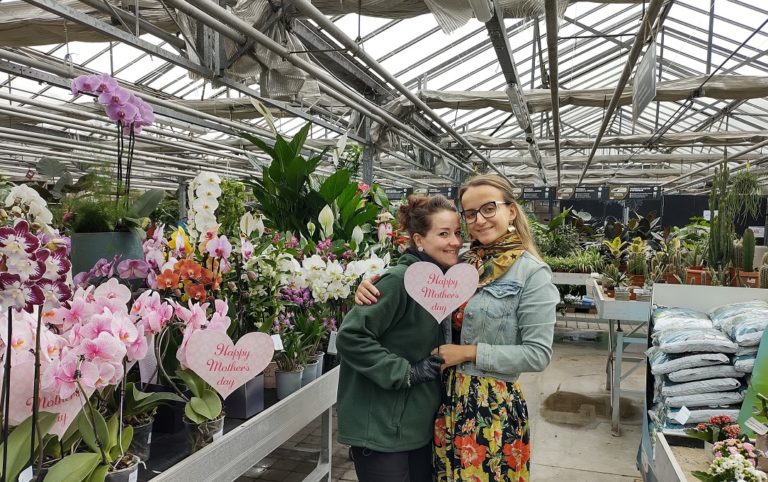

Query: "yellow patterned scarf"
left=462, top=232, right=525, bottom=287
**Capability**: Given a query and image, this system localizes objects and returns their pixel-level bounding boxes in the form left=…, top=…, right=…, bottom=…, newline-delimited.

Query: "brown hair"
left=458, top=175, right=542, bottom=259
left=397, top=194, right=457, bottom=246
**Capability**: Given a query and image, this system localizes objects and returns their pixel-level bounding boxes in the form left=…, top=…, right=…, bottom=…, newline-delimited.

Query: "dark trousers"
left=351, top=443, right=432, bottom=482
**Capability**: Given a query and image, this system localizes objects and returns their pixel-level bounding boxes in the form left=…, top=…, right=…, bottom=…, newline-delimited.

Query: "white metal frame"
left=152, top=367, right=339, bottom=482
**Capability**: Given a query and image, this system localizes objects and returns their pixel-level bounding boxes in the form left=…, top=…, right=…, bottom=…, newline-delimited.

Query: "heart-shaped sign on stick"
left=404, top=262, right=479, bottom=323
left=7, top=361, right=94, bottom=437
left=186, top=331, right=274, bottom=399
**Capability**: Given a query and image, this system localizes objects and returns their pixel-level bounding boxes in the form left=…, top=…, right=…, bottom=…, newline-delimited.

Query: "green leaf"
left=690, top=471, right=714, bottom=482
left=0, top=412, right=57, bottom=482
left=109, top=424, right=133, bottom=462
left=189, top=390, right=222, bottom=421
left=86, top=464, right=109, bottom=482
left=184, top=403, right=206, bottom=424
left=240, top=132, right=275, bottom=158
left=53, top=172, right=74, bottom=194
left=319, top=170, right=351, bottom=204
left=37, top=158, right=67, bottom=178
left=44, top=453, right=101, bottom=482
left=124, top=383, right=183, bottom=419
left=130, top=189, right=165, bottom=218
left=176, top=369, right=205, bottom=398
left=288, top=123, right=311, bottom=158
left=78, top=408, right=108, bottom=455
left=106, top=414, right=119, bottom=452
left=547, top=208, right=571, bottom=232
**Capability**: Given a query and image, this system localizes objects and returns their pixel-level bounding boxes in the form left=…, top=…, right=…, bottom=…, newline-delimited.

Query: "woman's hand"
left=433, top=344, right=477, bottom=370
left=354, top=275, right=381, bottom=305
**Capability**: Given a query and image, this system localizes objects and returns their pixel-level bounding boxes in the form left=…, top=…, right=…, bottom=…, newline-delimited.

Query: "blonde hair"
left=459, top=174, right=542, bottom=259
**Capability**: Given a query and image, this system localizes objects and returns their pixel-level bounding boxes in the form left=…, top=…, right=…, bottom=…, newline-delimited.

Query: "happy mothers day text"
left=207, top=344, right=252, bottom=389
left=421, top=273, right=460, bottom=315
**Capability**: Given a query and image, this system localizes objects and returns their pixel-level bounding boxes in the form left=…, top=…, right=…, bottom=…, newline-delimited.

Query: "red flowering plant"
left=686, top=415, right=746, bottom=443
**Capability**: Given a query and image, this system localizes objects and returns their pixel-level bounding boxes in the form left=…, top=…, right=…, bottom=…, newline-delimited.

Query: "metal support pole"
left=706, top=1, right=715, bottom=74
left=362, top=119, right=374, bottom=185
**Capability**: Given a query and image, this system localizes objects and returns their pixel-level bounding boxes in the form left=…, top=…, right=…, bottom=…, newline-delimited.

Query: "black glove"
left=408, top=354, right=444, bottom=386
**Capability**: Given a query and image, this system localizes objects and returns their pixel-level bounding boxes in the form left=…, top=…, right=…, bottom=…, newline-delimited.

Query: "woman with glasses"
left=356, top=175, right=559, bottom=482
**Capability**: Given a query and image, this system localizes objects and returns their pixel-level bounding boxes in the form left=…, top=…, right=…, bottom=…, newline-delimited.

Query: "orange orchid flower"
left=156, top=269, right=180, bottom=290
left=184, top=282, right=206, bottom=302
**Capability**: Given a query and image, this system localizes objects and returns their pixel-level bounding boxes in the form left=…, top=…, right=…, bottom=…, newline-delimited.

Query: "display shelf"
left=590, top=279, right=652, bottom=323
left=143, top=367, right=339, bottom=481
left=589, top=279, right=651, bottom=436
left=551, top=271, right=594, bottom=286
left=639, top=284, right=768, bottom=481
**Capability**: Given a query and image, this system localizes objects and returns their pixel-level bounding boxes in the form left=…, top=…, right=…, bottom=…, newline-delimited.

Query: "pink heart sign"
left=186, top=331, right=274, bottom=399
left=5, top=361, right=93, bottom=437
left=404, top=262, right=479, bottom=323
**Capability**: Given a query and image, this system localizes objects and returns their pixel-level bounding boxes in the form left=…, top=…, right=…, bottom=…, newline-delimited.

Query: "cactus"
left=733, top=240, right=744, bottom=272
left=708, top=162, right=736, bottom=270
left=627, top=252, right=647, bottom=276
left=760, top=264, right=768, bottom=289
left=743, top=228, right=756, bottom=272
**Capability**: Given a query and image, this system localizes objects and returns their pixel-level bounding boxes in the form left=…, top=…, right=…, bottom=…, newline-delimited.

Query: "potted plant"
left=601, top=264, right=627, bottom=298
left=273, top=312, right=308, bottom=399
left=66, top=74, right=164, bottom=276
left=45, top=411, right=140, bottom=482
left=104, top=382, right=183, bottom=461
left=626, top=237, right=648, bottom=287
left=685, top=241, right=709, bottom=285
left=737, top=228, right=760, bottom=287
left=685, top=415, right=744, bottom=459
left=602, top=236, right=627, bottom=269
left=176, top=369, right=225, bottom=454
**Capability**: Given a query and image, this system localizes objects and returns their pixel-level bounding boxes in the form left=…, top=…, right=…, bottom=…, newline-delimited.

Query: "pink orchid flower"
left=206, top=235, right=232, bottom=259
left=43, top=353, right=99, bottom=399
left=80, top=331, right=126, bottom=364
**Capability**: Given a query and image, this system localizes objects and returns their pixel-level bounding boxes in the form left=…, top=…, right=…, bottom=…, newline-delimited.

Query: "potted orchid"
left=67, top=73, right=164, bottom=276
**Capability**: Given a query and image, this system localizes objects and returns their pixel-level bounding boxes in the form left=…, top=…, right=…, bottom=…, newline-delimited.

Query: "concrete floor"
left=238, top=332, right=646, bottom=482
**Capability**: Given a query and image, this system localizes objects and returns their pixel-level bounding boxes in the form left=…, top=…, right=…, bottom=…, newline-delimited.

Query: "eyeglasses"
left=461, top=201, right=509, bottom=224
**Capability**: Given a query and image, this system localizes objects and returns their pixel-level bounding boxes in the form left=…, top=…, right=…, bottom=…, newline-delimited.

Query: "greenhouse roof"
left=0, top=0, right=767, bottom=193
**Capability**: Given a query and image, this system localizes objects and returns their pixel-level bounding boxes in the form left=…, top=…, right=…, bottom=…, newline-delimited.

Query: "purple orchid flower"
left=71, top=74, right=99, bottom=95
left=38, top=279, right=72, bottom=309
left=117, top=259, right=149, bottom=279
left=106, top=102, right=138, bottom=125
left=93, top=73, right=117, bottom=94
left=0, top=273, right=44, bottom=313
left=0, top=219, right=40, bottom=255
left=98, top=86, right=131, bottom=107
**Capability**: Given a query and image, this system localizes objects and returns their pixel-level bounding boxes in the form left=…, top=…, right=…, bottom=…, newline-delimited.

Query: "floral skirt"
left=433, top=370, right=531, bottom=482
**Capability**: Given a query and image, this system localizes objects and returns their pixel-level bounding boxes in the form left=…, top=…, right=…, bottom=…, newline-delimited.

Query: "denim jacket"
left=441, top=251, right=560, bottom=383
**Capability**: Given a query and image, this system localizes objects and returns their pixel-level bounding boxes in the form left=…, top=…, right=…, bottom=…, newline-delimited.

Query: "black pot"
left=129, top=419, right=153, bottom=461
left=105, top=455, right=140, bottom=482
left=224, top=374, right=264, bottom=419
left=141, top=383, right=186, bottom=434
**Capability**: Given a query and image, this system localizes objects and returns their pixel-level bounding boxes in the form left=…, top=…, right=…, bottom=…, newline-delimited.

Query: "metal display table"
left=639, top=284, right=768, bottom=481
left=590, top=279, right=652, bottom=436
left=145, top=366, right=339, bottom=482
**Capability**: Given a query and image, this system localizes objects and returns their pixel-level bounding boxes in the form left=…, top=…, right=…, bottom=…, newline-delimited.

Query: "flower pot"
left=142, top=383, right=186, bottom=434
left=276, top=368, right=304, bottom=399
left=665, top=272, right=681, bottom=284
left=686, top=267, right=709, bottom=285
left=128, top=419, right=153, bottom=461
left=105, top=454, right=140, bottom=482
left=70, top=232, right=144, bottom=277
left=739, top=271, right=760, bottom=288
left=263, top=361, right=278, bottom=389
left=301, top=359, right=320, bottom=387
left=727, top=267, right=740, bottom=287
left=704, top=441, right=715, bottom=462
left=224, top=374, right=264, bottom=419
left=183, top=416, right=224, bottom=455
left=628, top=274, right=645, bottom=288
left=323, top=353, right=340, bottom=374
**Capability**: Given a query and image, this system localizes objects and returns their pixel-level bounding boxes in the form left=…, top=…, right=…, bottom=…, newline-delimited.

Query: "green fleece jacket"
left=336, top=253, right=444, bottom=452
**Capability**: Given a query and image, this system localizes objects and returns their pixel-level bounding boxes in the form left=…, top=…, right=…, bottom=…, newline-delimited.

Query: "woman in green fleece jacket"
left=336, top=194, right=463, bottom=482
